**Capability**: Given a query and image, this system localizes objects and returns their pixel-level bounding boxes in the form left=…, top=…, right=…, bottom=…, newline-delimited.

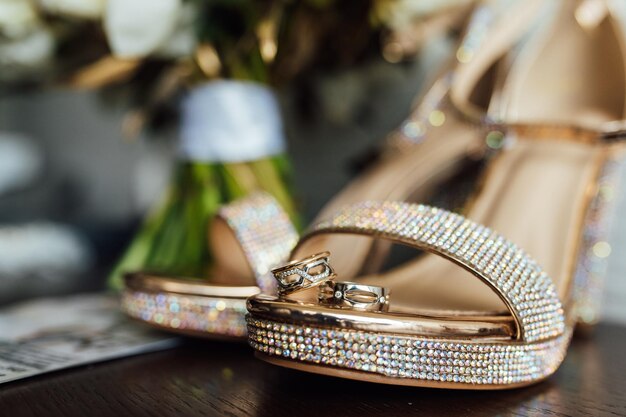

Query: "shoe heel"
left=572, top=157, right=624, bottom=331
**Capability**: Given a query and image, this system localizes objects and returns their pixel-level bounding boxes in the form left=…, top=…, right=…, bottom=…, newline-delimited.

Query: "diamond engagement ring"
left=318, top=281, right=390, bottom=311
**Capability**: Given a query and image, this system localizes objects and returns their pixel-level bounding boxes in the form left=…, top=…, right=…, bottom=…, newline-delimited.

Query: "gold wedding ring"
left=271, top=252, right=336, bottom=296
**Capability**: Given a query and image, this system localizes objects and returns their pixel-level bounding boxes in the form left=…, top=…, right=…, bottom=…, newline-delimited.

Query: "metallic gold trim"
left=125, top=273, right=260, bottom=299
left=247, top=295, right=516, bottom=339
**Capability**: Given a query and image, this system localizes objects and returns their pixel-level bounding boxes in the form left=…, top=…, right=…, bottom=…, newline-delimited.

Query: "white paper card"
left=0, top=293, right=178, bottom=384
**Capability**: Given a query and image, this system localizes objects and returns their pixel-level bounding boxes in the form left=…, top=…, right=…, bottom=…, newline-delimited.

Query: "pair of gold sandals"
left=122, top=0, right=626, bottom=389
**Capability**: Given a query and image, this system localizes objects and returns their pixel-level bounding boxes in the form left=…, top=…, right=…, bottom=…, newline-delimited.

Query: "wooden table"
left=2, top=324, right=625, bottom=417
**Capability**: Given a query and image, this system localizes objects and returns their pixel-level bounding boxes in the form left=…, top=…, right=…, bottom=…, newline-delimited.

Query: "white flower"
left=155, top=2, right=197, bottom=58
left=0, top=28, right=54, bottom=79
left=0, top=0, right=40, bottom=38
left=0, top=1, right=53, bottom=79
left=37, top=0, right=106, bottom=19
left=104, top=0, right=185, bottom=58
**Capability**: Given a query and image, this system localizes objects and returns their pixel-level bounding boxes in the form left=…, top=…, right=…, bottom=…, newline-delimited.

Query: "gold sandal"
left=121, top=192, right=298, bottom=340
left=246, top=0, right=626, bottom=388
left=117, top=2, right=488, bottom=340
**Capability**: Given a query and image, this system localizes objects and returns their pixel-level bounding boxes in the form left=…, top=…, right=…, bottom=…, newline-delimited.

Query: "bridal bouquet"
left=0, top=0, right=469, bottom=289
left=99, top=0, right=303, bottom=287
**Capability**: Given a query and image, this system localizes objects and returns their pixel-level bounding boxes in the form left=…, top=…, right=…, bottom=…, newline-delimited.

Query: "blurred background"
left=1, top=0, right=625, bottom=323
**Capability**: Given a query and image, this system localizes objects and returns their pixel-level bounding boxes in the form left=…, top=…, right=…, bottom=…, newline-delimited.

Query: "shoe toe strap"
left=213, top=192, right=298, bottom=293
left=297, top=201, right=565, bottom=343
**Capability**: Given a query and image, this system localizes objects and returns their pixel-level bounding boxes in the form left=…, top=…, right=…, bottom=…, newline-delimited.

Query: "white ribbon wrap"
left=178, top=81, right=286, bottom=163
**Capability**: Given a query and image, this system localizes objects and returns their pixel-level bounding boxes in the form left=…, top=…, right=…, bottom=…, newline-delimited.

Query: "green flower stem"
left=108, top=156, right=299, bottom=290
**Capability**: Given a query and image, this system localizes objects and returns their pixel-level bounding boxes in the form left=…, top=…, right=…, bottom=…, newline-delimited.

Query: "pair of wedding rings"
left=271, top=252, right=390, bottom=312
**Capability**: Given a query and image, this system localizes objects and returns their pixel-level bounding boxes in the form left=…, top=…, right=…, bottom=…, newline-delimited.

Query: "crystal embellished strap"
left=301, top=201, right=565, bottom=343
left=216, top=192, right=298, bottom=293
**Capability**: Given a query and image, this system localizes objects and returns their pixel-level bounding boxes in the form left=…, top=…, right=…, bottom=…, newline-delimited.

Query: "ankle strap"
left=450, top=0, right=545, bottom=122
left=452, top=0, right=626, bottom=142
left=484, top=121, right=626, bottom=147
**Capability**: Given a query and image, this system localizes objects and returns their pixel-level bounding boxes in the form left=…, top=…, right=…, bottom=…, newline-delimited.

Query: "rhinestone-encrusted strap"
left=301, top=201, right=565, bottom=343
left=216, top=192, right=298, bottom=293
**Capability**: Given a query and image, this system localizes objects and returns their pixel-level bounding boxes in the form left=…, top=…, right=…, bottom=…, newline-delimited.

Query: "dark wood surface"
left=2, top=324, right=625, bottom=417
